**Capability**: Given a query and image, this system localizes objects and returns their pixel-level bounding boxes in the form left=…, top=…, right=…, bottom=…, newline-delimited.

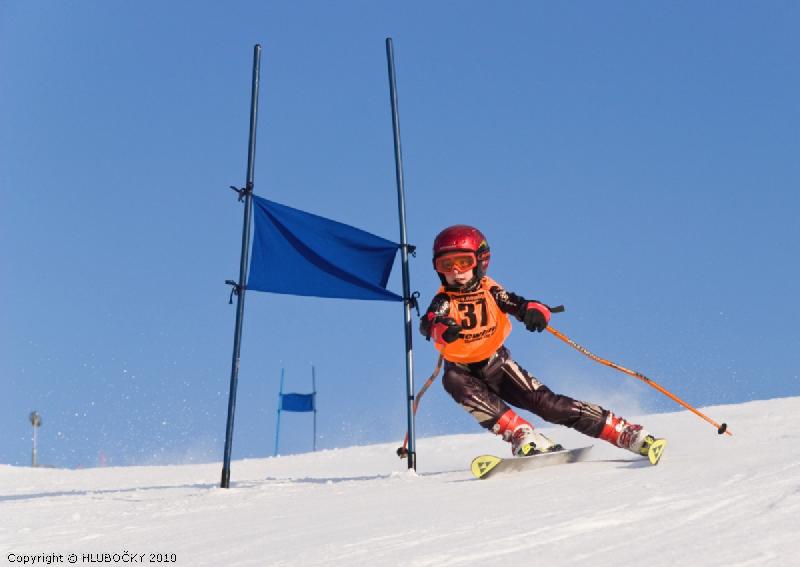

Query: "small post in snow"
left=30, top=411, right=42, bottom=468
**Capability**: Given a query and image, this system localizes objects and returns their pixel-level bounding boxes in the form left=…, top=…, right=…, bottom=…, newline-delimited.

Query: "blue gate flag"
left=280, top=393, right=316, bottom=413
left=248, top=196, right=403, bottom=301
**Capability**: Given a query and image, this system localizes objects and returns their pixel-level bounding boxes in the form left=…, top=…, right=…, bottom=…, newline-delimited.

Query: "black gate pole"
left=221, top=44, right=262, bottom=489
left=385, top=37, right=417, bottom=471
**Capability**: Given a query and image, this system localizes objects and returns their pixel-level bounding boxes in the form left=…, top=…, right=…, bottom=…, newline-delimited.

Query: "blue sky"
left=2, top=1, right=798, bottom=469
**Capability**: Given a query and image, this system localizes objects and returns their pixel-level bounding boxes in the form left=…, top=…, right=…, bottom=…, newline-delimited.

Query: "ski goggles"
left=434, top=252, right=477, bottom=273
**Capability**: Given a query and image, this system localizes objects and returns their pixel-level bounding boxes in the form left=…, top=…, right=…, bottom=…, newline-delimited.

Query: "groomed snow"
left=2, top=397, right=799, bottom=566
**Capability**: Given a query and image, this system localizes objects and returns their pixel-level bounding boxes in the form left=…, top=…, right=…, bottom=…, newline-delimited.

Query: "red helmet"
left=432, top=225, right=491, bottom=276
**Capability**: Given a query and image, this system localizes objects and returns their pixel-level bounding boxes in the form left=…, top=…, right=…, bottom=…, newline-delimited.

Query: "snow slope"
left=2, top=397, right=799, bottom=567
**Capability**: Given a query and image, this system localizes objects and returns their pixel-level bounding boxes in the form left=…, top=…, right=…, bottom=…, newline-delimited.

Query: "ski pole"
left=397, top=354, right=444, bottom=458
left=546, top=323, right=731, bottom=436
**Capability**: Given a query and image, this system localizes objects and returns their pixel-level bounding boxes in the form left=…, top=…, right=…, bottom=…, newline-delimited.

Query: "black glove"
left=429, top=315, right=462, bottom=344
left=521, top=302, right=551, bottom=333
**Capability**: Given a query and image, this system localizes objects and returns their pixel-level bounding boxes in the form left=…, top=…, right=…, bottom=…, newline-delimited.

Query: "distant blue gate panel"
left=280, top=393, right=315, bottom=412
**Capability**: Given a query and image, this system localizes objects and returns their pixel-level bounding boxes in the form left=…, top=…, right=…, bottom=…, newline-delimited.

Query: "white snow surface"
left=2, top=397, right=799, bottom=566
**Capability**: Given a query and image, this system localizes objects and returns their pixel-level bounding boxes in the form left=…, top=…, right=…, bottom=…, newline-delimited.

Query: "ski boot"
left=599, top=412, right=667, bottom=465
left=494, top=409, right=563, bottom=457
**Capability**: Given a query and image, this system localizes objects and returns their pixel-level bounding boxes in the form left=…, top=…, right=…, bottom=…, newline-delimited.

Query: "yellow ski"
left=471, top=455, right=503, bottom=479
left=470, top=446, right=593, bottom=480
left=647, top=438, right=667, bottom=465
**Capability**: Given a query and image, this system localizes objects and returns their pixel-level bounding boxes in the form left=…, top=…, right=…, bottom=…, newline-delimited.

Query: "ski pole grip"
left=548, top=304, right=565, bottom=314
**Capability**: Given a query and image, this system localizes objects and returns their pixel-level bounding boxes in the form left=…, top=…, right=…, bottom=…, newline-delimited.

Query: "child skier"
left=419, top=224, right=661, bottom=460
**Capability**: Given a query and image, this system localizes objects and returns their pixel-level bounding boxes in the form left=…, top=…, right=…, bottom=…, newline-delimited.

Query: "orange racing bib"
left=435, top=276, right=512, bottom=363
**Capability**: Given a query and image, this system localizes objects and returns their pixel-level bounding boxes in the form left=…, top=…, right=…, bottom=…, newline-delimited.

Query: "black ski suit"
left=420, top=278, right=610, bottom=437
